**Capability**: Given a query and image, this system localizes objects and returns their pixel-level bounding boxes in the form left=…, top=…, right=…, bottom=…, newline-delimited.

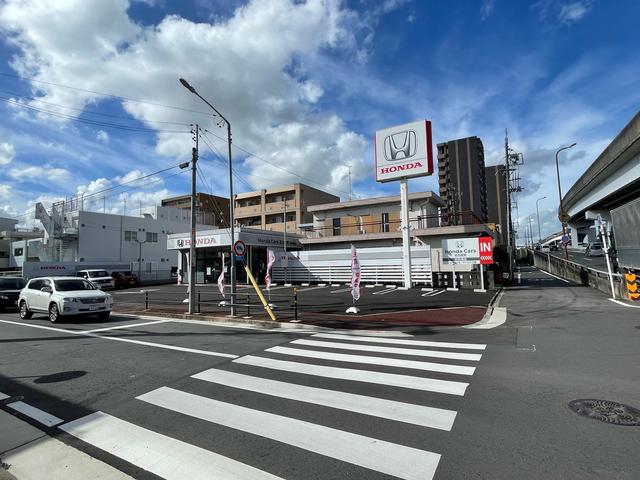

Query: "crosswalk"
left=59, top=332, right=487, bottom=480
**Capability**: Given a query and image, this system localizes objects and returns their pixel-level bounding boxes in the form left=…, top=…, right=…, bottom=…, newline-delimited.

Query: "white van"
left=77, top=269, right=115, bottom=290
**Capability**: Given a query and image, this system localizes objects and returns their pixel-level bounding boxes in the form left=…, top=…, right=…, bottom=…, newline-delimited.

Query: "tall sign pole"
left=374, top=120, right=433, bottom=290
left=504, top=129, right=513, bottom=281
left=400, top=178, right=412, bottom=288
left=189, top=125, right=199, bottom=314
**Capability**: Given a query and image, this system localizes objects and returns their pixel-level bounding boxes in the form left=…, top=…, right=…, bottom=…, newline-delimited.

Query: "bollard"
left=145, top=290, right=148, bottom=310
left=294, top=288, right=298, bottom=322
left=197, top=291, right=201, bottom=313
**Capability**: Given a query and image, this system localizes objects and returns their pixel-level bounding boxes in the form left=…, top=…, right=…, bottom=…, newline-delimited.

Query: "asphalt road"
left=1, top=268, right=638, bottom=479
left=547, top=248, right=609, bottom=270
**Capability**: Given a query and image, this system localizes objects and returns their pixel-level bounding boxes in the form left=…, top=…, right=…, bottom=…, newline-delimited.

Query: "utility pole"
left=136, top=236, right=147, bottom=282
left=123, top=198, right=127, bottom=217
left=504, top=129, right=513, bottom=281
left=283, top=199, right=288, bottom=284
left=188, top=124, right=199, bottom=314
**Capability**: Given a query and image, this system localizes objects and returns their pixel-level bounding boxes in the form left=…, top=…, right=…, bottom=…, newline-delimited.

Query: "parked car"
left=0, top=276, right=26, bottom=310
left=111, top=271, right=139, bottom=288
left=18, top=277, right=113, bottom=323
left=585, top=242, right=605, bottom=257
left=77, top=269, right=115, bottom=289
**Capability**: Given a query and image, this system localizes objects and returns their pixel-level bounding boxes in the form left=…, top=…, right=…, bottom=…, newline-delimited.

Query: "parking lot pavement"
left=110, top=283, right=497, bottom=328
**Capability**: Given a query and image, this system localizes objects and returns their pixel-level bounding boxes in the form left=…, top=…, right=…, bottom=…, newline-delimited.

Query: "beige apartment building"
left=234, top=183, right=339, bottom=232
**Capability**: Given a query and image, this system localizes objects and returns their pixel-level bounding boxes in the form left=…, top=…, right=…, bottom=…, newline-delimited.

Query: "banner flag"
left=265, top=249, right=275, bottom=291
left=218, top=254, right=225, bottom=297
left=351, top=244, right=361, bottom=302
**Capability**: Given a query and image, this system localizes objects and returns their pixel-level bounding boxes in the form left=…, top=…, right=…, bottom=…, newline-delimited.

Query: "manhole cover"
left=568, top=399, right=640, bottom=426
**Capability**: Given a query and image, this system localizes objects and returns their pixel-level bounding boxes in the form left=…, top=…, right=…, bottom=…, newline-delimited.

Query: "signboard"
left=168, top=234, right=220, bottom=250
left=561, top=234, right=570, bottom=245
left=442, top=237, right=493, bottom=265
left=478, top=237, right=493, bottom=265
left=374, top=119, right=433, bottom=183
left=233, top=240, right=247, bottom=257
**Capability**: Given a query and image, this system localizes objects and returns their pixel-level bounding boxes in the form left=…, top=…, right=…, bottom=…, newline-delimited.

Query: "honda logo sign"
left=375, top=120, right=433, bottom=183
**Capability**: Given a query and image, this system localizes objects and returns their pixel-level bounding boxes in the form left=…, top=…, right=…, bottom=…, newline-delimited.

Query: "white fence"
left=272, top=246, right=432, bottom=285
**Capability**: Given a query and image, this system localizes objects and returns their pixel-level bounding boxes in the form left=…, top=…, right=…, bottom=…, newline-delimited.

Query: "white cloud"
left=0, top=142, right=15, bottom=165
left=0, top=184, right=11, bottom=198
left=96, top=130, right=109, bottom=143
left=0, top=0, right=389, bottom=199
left=558, top=1, right=593, bottom=24
left=9, top=165, right=70, bottom=182
left=480, top=0, right=495, bottom=20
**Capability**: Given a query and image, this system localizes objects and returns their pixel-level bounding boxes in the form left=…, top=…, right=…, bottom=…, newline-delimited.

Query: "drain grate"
left=568, top=399, right=640, bottom=426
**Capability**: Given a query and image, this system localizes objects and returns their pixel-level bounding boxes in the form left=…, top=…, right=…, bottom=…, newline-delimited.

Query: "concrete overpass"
left=562, top=111, right=640, bottom=246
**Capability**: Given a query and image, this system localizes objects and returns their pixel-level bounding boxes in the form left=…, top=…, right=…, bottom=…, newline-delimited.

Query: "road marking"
left=312, top=333, right=486, bottom=350
left=372, top=287, right=397, bottom=295
left=609, top=298, right=640, bottom=309
left=84, top=319, right=170, bottom=334
left=291, top=339, right=482, bottom=361
left=297, top=285, right=327, bottom=292
left=0, top=319, right=237, bottom=359
left=330, top=287, right=352, bottom=294
left=264, top=285, right=291, bottom=291
left=234, top=356, right=468, bottom=395
left=0, top=392, right=8, bottom=400
left=138, top=386, right=441, bottom=480
left=422, top=289, right=445, bottom=297
left=540, top=270, right=570, bottom=283
left=5, top=400, right=63, bottom=427
left=266, top=346, right=476, bottom=375
left=192, top=368, right=457, bottom=431
left=582, top=257, right=592, bottom=261
left=61, top=411, right=283, bottom=480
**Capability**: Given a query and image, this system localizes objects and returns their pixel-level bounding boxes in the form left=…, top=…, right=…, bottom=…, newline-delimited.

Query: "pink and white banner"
left=218, top=255, right=225, bottom=297
left=265, top=249, right=275, bottom=291
left=351, top=244, right=361, bottom=302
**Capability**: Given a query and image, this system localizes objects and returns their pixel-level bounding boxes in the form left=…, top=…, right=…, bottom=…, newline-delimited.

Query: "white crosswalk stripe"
left=59, top=333, right=487, bottom=480
left=137, top=386, right=441, bottom=480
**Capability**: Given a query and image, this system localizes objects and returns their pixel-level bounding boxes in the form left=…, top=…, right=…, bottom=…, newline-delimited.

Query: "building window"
left=286, top=213, right=296, bottom=222
left=382, top=213, right=389, bottom=233
left=146, top=232, right=158, bottom=243
left=124, top=230, right=136, bottom=242
left=332, top=218, right=341, bottom=236
left=14, top=247, right=23, bottom=256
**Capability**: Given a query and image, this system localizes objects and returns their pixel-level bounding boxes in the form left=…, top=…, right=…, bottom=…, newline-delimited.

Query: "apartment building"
left=161, top=192, right=230, bottom=227
left=485, top=165, right=508, bottom=245
left=437, top=136, right=488, bottom=223
left=234, top=183, right=339, bottom=232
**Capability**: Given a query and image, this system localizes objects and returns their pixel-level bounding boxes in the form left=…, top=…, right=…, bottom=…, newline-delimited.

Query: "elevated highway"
left=562, top=111, right=640, bottom=246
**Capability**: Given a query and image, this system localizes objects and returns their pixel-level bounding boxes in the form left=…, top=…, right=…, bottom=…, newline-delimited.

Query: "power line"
left=0, top=71, right=216, bottom=117
left=201, top=129, right=350, bottom=197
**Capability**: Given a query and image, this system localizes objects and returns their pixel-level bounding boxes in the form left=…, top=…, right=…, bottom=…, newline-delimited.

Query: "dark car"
left=0, top=276, right=26, bottom=310
left=111, top=271, right=140, bottom=288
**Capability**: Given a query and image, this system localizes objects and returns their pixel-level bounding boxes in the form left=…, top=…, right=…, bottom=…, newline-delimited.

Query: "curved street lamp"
left=179, top=78, right=237, bottom=315
left=536, top=196, right=546, bottom=243
left=555, top=143, right=576, bottom=259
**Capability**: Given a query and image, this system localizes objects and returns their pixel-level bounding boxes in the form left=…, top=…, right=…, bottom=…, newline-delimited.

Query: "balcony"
left=265, top=221, right=298, bottom=233
left=235, top=205, right=263, bottom=217
left=264, top=200, right=298, bottom=213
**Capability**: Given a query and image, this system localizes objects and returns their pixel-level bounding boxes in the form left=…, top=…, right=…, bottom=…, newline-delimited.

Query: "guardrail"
left=530, top=250, right=626, bottom=298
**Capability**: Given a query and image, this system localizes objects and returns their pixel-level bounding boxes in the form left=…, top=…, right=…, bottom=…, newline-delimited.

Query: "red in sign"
left=478, top=237, right=493, bottom=265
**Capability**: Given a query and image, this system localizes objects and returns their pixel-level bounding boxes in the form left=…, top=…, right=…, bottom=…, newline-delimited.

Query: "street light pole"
left=179, top=78, right=236, bottom=316
left=189, top=128, right=198, bottom=314
left=283, top=199, right=288, bottom=285
left=535, top=196, right=546, bottom=244
left=555, top=143, right=577, bottom=260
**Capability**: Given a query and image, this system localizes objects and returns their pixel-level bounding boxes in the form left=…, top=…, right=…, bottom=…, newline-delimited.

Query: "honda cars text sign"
left=374, top=120, right=433, bottom=182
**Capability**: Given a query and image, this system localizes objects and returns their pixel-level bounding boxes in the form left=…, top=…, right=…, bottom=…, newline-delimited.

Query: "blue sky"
left=0, top=0, right=638, bottom=240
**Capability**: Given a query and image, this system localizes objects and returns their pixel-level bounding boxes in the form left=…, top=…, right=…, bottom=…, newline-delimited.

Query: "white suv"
left=77, top=269, right=115, bottom=290
left=19, top=277, right=113, bottom=323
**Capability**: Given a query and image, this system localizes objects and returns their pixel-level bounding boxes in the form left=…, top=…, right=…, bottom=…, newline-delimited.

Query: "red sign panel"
left=478, top=237, right=493, bottom=265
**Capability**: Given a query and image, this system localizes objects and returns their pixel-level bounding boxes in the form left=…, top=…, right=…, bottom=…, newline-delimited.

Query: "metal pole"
left=598, top=217, right=616, bottom=299
left=555, top=143, right=576, bottom=260
left=226, top=123, right=236, bottom=315
left=400, top=178, right=412, bottom=289
left=188, top=125, right=198, bottom=314
left=536, top=196, right=546, bottom=243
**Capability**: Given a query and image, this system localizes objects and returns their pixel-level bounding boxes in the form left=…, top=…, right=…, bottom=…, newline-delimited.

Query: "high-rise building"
left=485, top=165, right=508, bottom=245
left=437, top=136, right=488, bottom=224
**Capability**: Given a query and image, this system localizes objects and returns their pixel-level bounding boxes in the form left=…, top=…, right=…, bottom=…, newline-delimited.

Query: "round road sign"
left=561, top=234, right=570, bottom=245
left=233, top=240, right=247, bottom=257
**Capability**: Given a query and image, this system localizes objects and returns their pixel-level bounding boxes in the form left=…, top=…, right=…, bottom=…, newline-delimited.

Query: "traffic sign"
left=232, top=240, right=247, bottom=257
left=561, top=234, right=570, bottom=245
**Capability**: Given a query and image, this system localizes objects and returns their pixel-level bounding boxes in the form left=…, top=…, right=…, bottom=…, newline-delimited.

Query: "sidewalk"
left=0, top=409, right=130, bottom=480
